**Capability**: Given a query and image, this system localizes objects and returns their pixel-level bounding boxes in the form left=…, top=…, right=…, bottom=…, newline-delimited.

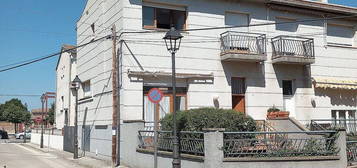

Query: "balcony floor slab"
left=272, top=56, right=315, bottom=65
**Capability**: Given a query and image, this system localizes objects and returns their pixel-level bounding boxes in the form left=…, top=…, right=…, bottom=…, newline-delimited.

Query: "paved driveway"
left=0, top=143, right=85, bottom=168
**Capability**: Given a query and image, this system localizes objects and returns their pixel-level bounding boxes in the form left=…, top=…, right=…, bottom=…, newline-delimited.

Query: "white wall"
left=31, top=133, right=63, bottom=151
left=76, top=0, right=357, bottom=129
left=55, top=51, right=77, bottom=129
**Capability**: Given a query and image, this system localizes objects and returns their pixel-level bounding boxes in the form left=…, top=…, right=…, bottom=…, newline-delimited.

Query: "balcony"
left=271, top=36, right=315, bottom=65
left=220, top=31, right=267, bottom=62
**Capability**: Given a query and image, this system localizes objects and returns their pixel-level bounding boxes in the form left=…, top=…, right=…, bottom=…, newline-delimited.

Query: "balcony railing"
left=223, top=131, right=339, bottom=158
left=271, top=36, right=315, bottom=64
left=220, top=31, right=266, bottom=62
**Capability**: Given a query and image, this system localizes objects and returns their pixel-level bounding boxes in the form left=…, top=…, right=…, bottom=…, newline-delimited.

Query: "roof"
left=55, top=44, right=76, bottom=71
left=267, top=0, right=357, bottom=15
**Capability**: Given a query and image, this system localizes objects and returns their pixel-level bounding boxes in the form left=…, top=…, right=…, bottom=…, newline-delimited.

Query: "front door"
left=231, top=77, right=246, bottom=114
left=282, top=80, right=295, bottom=117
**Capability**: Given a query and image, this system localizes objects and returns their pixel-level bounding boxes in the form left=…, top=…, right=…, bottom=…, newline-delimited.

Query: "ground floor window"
left=143, top=86, right=187, bottom=123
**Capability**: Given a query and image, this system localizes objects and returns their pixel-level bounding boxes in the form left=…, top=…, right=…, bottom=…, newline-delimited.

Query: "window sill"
left=143, top=27, right=189, bottom=34
left=326, top=44, right=357, bottom=49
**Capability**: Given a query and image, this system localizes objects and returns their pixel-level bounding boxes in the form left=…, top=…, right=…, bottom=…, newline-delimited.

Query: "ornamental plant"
left=160, top=107, right=257, bottom=132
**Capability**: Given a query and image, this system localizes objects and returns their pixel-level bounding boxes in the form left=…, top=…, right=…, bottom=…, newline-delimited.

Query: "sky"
left=0, top=0, right=356, bottom=110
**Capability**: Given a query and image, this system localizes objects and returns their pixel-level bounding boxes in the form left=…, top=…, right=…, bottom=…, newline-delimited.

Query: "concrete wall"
left=120, top=122, right=204, bottom=168
left=31, top=133, right=63, bottom=151
left=120, top=122, right=347, bottom=168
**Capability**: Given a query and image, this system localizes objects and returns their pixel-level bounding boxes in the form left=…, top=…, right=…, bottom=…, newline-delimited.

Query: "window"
left=143, top=86, right=187, bottom=122
left=91, top=23, right=95, bottom=33
left=276, top=17, right=298, bottom=32
left=142, top=6, right=186, bottom=30
left=327, top=24, right=354, bottom=46
left=82, top=80, right=91, bottom=98
left=225, top=12, right=249, bottom=32
left=282, top=80, right=293, bottom=96
left=231, top=77, right=246, bottom=95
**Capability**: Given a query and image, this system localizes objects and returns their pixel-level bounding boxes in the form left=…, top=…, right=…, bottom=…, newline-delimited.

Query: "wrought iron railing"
left=223, top=131, right=338, bottom=158
left=271, top=35, right=314, bottom=59
left=220, top=31, right=266, bottom=55
left=138, top=130, right=204, bottom=156
left=347, top=141, right=357, bottom=164
left=309, top=119, right=357, bottom=135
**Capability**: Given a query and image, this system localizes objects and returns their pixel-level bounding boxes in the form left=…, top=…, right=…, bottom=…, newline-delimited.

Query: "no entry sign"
left=148, top=88, right=163, bottom=104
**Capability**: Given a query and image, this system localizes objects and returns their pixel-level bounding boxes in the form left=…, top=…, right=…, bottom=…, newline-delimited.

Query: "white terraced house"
left=63, top=0, right=357, bottom=162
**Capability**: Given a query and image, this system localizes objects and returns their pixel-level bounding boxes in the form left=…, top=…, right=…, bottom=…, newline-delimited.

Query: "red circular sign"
left=36, top=117, right=42, bottom=123
left=148, top=88, right=164, bottom=104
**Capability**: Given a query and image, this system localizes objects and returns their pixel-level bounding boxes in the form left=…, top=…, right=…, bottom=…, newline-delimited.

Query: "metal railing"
left=223, top=131, right=338, bottom=158
left=309, top=119, right=357, bottom=135
left=220, top=31, right=266, bottom=55
left=347, top=141, right=357, bottom=164
left=138, top=130, right=204, bottom=156
left=271, top=35, right=314, bottom=59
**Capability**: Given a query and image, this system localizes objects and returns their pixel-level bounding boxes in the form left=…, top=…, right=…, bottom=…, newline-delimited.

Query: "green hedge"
left=160, top=108, right=257, bottom=132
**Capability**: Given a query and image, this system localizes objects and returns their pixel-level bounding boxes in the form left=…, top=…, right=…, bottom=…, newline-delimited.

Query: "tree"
left=45, top=103, right=55, bottom=125
left=0, top=104, right=5, bottom=121
left=1, top=99, right=29, bottom=133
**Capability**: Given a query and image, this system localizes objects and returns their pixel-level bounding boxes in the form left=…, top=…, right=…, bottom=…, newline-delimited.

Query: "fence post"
left=203, top=128, right=224, bottom=168
left=336, top=129, right=347, bottom=167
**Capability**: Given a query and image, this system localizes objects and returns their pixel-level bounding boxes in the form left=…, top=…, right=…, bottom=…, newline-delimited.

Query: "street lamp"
left=163, top=26, right=183, bottom=168
left=71, top=75, right=81, bottom=159
left=40, top=94, right=45, bottom=148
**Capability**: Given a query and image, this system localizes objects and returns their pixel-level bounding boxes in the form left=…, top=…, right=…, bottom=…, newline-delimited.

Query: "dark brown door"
left=231, top=77, right=246, bottom=114
left=232, top=95, right=245, bottom=113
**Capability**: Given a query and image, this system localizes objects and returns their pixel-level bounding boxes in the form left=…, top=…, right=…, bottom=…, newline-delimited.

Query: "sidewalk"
left=22, top=143, right=114, bottom=168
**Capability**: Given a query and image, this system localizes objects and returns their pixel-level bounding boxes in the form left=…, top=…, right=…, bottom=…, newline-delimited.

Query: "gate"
left=63, top=126, right=75, bottom=153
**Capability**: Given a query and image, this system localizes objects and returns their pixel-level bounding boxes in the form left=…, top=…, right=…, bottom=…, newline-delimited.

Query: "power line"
left=0, top=35, right=111, bottom=73
left=0, top=94, right=41, bottom=97
left=0, top=14, right=355, bottom=72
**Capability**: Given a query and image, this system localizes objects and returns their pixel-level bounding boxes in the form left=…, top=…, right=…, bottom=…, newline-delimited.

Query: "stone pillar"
left=336, top=129, right=347, bottom=168
left=120, top=120, right=145, bottom=166
left=203, top=128, right=224, bottom=168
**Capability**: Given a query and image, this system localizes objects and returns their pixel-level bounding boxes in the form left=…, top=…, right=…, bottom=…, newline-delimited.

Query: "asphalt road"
left=0, top=142, right=85, bottom=168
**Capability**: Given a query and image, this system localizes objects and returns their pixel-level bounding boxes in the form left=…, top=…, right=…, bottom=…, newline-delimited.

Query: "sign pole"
left=147, top=88, right=164, bottom=168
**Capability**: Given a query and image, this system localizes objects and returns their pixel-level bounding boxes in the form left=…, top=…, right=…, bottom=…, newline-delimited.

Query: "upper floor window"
left=82, top=80, right=91, bottom=98
left=225, top=12, right=249, bottom=32
left=275, top=17, right=298, bottom=32
left=142, top=6, right=186, bottom=30
left=327, top=24, right=355, bottom=46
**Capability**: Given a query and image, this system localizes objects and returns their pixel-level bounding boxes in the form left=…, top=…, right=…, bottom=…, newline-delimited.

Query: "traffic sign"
left=36, top=117, right=42, bottom=123
left=148, top=88, right=163, bottom=104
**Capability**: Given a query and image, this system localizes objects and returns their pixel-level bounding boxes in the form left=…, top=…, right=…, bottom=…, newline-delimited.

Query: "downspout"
left=68, top=52, right=73, bottom=126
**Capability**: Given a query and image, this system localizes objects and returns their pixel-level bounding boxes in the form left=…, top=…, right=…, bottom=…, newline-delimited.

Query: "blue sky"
left=0, top=0, right=356, bottom=110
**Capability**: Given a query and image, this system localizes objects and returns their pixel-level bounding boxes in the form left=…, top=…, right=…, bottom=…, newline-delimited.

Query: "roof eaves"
left=267, top=0, right=357, bottom=15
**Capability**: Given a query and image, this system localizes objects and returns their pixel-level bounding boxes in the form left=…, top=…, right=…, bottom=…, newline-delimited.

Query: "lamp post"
left=71, top=75, right=81, bottom=159
left=40, top=94, right=45, bottom=148
left=163, top=26, right=183, bottom=168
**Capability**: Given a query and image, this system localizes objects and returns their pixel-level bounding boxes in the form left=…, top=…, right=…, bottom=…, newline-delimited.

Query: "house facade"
left=55, top=45, right=77, bottom=130
left=74, top=0, right=357, bottom=161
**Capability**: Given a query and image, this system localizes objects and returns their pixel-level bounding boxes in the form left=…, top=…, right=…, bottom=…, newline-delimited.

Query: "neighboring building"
left=72, top=0, right=357, bottom=161
left=31, top=108, right=49, bottom=128
left=55, top=45, right=77, bottom=130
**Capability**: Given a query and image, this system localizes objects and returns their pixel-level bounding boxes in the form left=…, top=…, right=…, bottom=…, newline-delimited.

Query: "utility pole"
left=40, top=94, right=45, bottom=148
left=111, top=24, right=119, bottom=166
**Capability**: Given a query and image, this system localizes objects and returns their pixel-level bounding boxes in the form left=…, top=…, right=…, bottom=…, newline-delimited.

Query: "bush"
left=160, top=108, right=257, bottom=132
